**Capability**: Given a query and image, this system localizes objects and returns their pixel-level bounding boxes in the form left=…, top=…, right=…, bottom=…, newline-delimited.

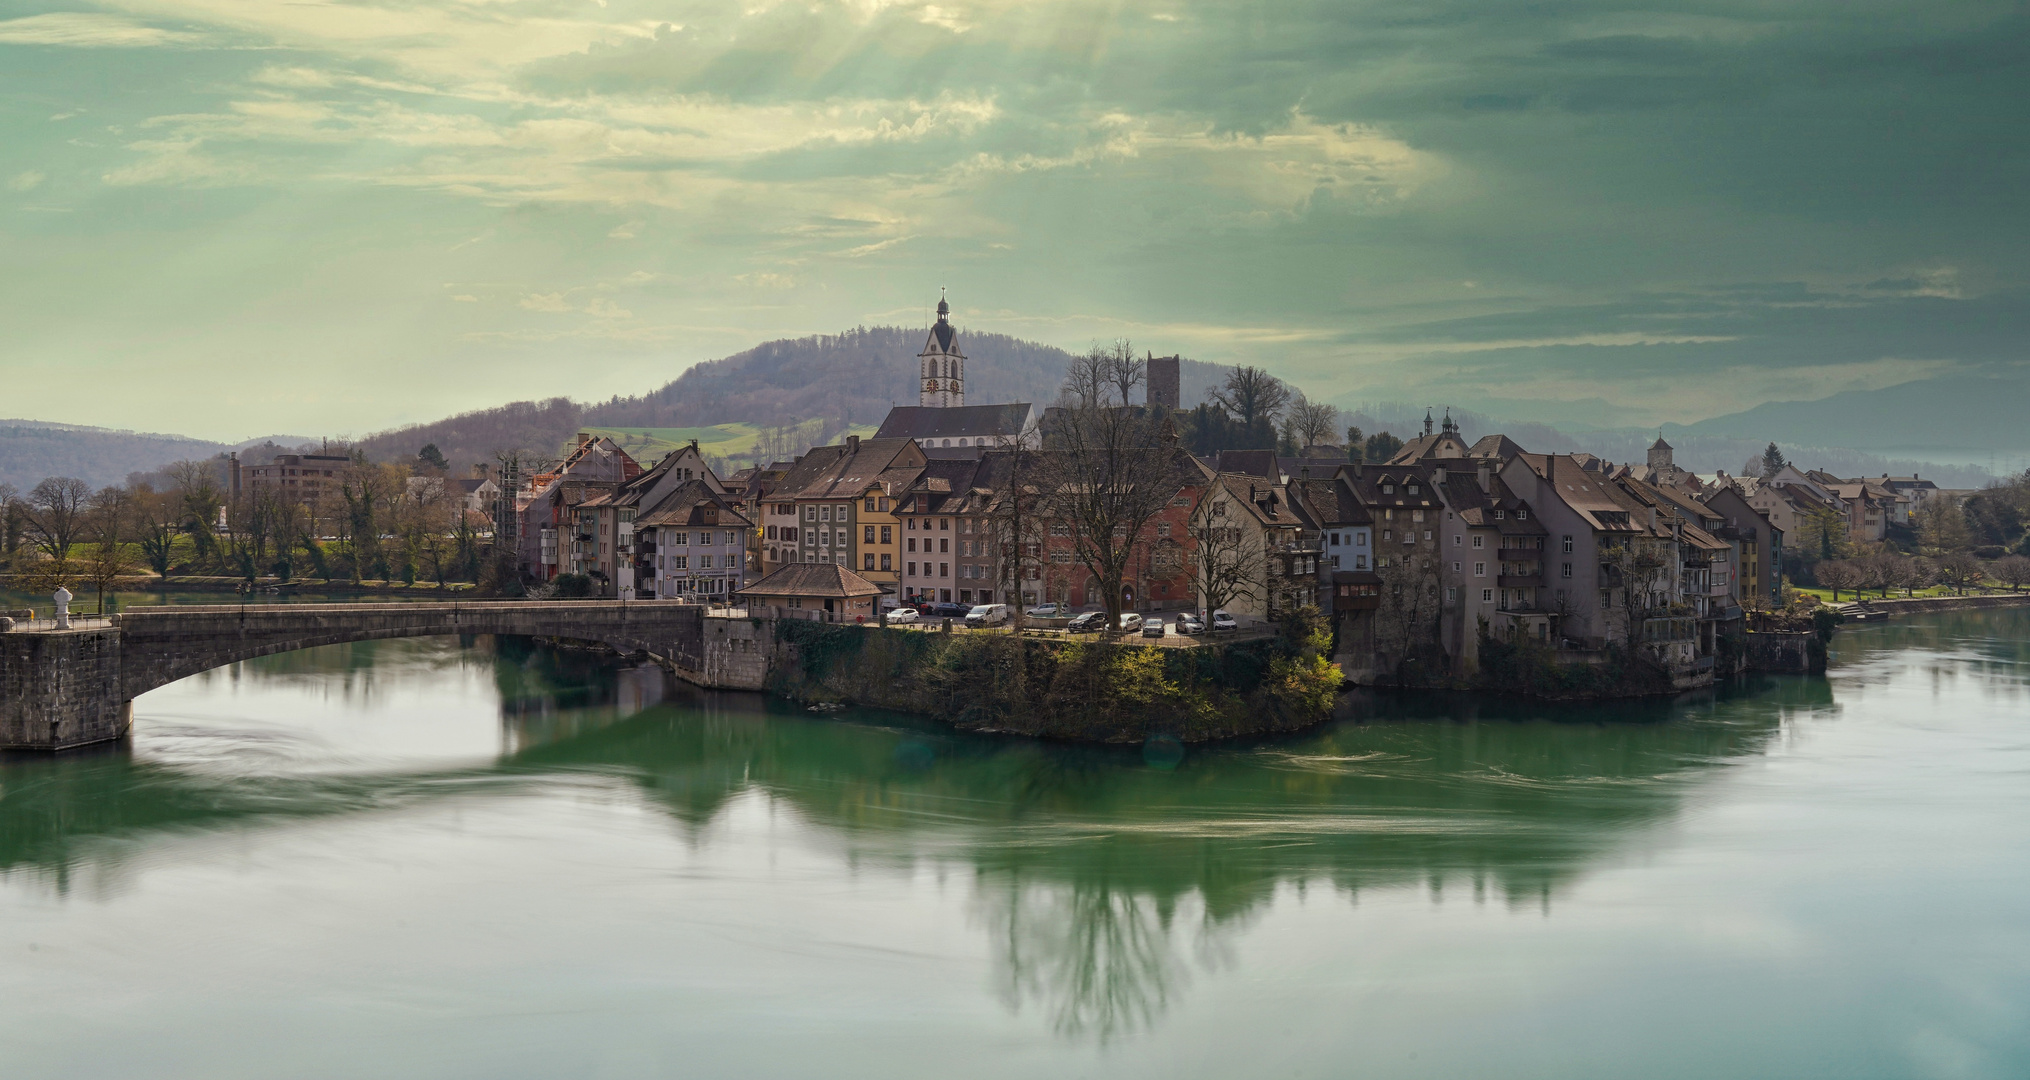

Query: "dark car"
left=924, top=601, right=970, bottom=619
left=1066, top=610, right=1109, bottom=633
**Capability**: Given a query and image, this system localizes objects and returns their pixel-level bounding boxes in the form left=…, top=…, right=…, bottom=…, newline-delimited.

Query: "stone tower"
left=1648, top=432, right=1674, bottom=473
left=918, top=293, right=966, bottom=408
left=1146, top=354, right=1181, bottom=409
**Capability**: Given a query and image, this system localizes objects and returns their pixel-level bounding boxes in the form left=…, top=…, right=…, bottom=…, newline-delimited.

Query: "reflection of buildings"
left=0, top=641, right=1822, bottom=1037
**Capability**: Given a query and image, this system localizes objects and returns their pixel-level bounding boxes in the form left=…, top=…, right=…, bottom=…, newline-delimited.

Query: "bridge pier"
left=1, top=626, right=132, bottom=750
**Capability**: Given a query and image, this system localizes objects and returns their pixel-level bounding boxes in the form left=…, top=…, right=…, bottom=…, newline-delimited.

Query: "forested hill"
left=0, top=421, right=230, bottom=490
left=357, top=326, right=1232, bottom=471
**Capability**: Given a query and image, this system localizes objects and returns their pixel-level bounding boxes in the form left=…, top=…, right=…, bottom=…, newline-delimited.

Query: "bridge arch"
left=116, top=601, right=708, bottom=702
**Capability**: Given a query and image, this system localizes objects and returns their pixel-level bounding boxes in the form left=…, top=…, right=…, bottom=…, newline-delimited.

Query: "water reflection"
left=0, top=623, right=1884, bottom=1041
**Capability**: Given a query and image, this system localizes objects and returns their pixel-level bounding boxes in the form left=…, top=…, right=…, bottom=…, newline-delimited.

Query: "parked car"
left=1174, top=612, right=1205, bottom=635
left=924, top=601, right=969, bottom=619
left=886, top=607, right=920, bottom=624
left=1025, top=601, right=1071, bottom=618
left=1116, top=612, right=1144, bottom=633
left=1141, top=618, right=1165, bottom=638
left=964, top=603, right=1011, bottom=627
left=1066, top=610, right=1109, bottom=633
left=1211, top=610, right=1237, bottom=632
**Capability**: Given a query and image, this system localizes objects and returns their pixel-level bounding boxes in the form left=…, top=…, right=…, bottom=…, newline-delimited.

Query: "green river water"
left=2, top=597, right=2027, bottom=1078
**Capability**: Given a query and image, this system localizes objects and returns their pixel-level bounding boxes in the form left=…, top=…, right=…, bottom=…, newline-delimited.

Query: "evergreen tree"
left=1759, top=442, right=1787, bottom=479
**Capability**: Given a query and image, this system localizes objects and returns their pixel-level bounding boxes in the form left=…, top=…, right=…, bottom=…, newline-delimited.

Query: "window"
left=1454, top=535, right=1462, bottom=547
left=1482, top=589, right=1493, bottom=603
left=1357, top=533, right=1367, bottom=546
left=1356, top=555, right=1367, bottom=569
left=1408, top=484, right=1419, bottom=494
left=908, top=561, right=917, bottom=576
left=865, top=498, right=876, bottom=512
left=1600, top=589, right=1613, bottom=608
left=864, top=554, right=875, bottom=571
left=1474, top=562, right=1486, bottom=577
left=908, top=538, right=917, bottom=553
left=700, top=555, right=713, bottom=569
left=940, top=538, right=949, bottom=553
left=673, top=532, right=689, bottom=546
left=820, top=506, right=832, bottom=522
left=864, top=525, right=876, bottom=544
left=672, top=556, right=688, bottom=570
left=1453, top=562, right=1462, bottom=573
left=1213, top=502, right=1226, bottom=516
left=940, top=562, right=950, bottom=578
left=940, top=518, right=950, bottom=530
left=1383, top=530, right=1391, bottom=541
left=1412, top=509, right=1424, bottom=522
left=1158, top=523, right=1172, bottom=537
left=1562, top=535, right=1574, bottom=553
left=1052, top=552, right=1072, bottom=564
left=1562, top=562, right=1573, bottom=578
left=1445, top=586, right=1456, bottom=602
left=1493, top=509, right=1504, bottom=519
left=880, top=526, right=892, bottom=544
left=835, top=530, right=848, bottom=547
left=1423, top=531, right=1431, bottom=542
left=1517, top=509, right=1528, bottom=520
left=881, top=554, right=892, bottom=571
left=879, top=498, right=890, bottom=512
left=1050, top=523, right=1069, bottom=537
left=907, top=518, right=916, bottom=530
left=1472, top=535, right=1484, bottom=549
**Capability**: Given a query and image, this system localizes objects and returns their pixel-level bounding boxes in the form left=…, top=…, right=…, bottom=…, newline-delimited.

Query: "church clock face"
left=925, top=379, right=939, bottom=393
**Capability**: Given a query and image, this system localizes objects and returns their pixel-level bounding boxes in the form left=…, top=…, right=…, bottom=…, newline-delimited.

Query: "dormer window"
left=1382, top=484, right=1395, bottom=495
left=1407, top=484, right=1419, bottom=495
left=1516, top=509, right=1528, bottom=520
left=1494, top=509, right=1504, bottom=519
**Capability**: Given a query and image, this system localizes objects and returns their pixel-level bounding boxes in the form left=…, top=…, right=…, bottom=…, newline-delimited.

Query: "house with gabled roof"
left=759, top=435, right=926, bottom=597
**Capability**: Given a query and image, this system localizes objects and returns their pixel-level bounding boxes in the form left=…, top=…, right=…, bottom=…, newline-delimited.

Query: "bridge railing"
left=0, top=615, right=117, bottom=633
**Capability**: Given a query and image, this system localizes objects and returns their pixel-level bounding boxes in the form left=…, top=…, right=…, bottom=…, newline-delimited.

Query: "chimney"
left=577, top=431, right=592, bottom=446
left=1433, top=466, right=1446, bottom=486
left=1477, top=459, right=1493, bottom=493
left=847, top=434, right=860, bottom=453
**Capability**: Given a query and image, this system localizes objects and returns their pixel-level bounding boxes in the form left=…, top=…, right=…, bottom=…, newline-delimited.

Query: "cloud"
left=0, top=13, right=207, bottom=48
left=607, top=219, right=644, bottom=239
left=517, top=292, right=573, bottom=312
left=8, top=171, right=45, bottom=192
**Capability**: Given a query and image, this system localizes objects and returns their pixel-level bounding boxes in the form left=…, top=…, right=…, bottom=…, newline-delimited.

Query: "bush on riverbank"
left=769, top=618, right=1343, bottom=743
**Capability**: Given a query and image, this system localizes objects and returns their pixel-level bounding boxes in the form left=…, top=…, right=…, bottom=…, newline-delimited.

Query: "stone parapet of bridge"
left=2, top=601, right=719, bottom=751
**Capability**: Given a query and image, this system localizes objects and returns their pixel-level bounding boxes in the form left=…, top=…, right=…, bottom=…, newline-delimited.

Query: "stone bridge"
left=1, top=601, right=721, bottom=751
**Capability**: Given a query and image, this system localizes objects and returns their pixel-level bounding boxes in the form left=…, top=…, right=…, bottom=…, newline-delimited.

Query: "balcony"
left=1497, top=574, right=1541, bottom=588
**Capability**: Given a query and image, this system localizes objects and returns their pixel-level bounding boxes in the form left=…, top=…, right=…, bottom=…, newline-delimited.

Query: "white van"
left=963, top=603, right=1011, bottom=627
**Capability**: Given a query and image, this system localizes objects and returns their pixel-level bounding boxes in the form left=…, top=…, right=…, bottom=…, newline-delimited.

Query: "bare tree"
left=1209, top=366, right=1290, bottom=432
left=1103, top=341, right=1145, bottom=407
left=22, top=476, right=91, bottom=567
left=83, top=486, right=141, bottom=611
left=168, top=460, right=226, bottom=567
left=1815, top=559, right=1861, bottom=602
left=1372, top=547, right=1441, bottom=679
left=987, top=437, right=1045, bottom=628
left=1993, top=554, right=2030, bottom=592
left=1034, top=384, right=1189, bottom=632
left=1935, top=551, right=1983, bottom=595
left=0, top=483, right=18, bottom=563
left=1187, top=505, right=1263, bottom=617
left=1285, top=394, right=1341, bottom=450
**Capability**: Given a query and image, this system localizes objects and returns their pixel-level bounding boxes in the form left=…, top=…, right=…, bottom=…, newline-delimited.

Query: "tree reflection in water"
left=0, top=623, right=1908, bottom=1039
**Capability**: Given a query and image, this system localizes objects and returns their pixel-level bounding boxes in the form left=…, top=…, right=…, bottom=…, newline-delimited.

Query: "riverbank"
left=1833, top=592, right=2030, bottom=617
left=0, top=573, right=478, bottom=598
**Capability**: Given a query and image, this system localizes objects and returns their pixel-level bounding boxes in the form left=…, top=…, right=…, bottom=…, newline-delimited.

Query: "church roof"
left=876, top=403, right=1032, bottom=441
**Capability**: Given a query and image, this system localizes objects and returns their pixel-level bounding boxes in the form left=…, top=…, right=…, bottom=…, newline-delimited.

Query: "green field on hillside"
left=573, top=420, right=878, bottom=467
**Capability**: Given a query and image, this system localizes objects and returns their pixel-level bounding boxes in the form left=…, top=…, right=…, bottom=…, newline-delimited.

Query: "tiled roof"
left=875, top=403, right=1031, bottom=441
left=637, top=479, right=754, bottom=528
left=739, top=562, right=884, bottom=599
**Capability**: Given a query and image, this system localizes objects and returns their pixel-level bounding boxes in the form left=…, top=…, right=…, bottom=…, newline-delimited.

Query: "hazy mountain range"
left=3, top=328, right=2017, bottom=491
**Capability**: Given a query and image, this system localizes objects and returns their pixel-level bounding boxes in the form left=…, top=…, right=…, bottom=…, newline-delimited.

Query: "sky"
left=1, top=0, right=2026, bottom=442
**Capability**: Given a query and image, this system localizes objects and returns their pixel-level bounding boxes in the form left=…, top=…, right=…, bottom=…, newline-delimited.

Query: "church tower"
left=918, top=292, right=966, bottom=408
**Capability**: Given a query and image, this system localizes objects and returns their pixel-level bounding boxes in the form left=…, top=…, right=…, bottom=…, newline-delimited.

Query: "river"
left=2, top=608, right=2027, bottom=1078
